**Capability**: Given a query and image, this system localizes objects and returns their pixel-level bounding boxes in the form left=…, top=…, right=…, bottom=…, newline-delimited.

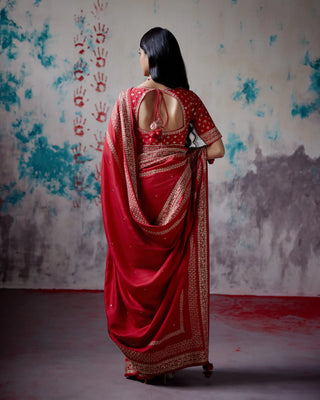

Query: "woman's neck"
left=138, top=77, right=169, bottom=90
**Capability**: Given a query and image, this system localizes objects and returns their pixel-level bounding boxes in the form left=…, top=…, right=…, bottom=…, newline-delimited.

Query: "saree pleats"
left=101, top=89, right=210, bottom=376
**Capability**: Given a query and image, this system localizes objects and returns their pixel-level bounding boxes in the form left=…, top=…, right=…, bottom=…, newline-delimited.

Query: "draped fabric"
left=101, top=88, right=212, bottom=377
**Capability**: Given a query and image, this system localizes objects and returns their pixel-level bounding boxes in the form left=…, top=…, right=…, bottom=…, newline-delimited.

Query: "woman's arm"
left=207, top=138, right=225, bottom=160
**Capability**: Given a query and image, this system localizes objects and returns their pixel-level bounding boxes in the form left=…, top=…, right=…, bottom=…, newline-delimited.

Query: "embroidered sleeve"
left=191, top=93, right=222, bottom=146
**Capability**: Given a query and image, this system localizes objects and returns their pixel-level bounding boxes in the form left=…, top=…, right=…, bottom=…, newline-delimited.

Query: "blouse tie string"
left=148, top=89, right=169, bottom=145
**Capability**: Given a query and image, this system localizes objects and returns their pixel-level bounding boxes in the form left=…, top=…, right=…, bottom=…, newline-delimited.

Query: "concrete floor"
left=1, top=290, right=319, bottom=400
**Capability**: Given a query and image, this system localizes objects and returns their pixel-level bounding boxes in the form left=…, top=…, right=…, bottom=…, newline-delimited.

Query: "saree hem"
left=124, top=357, right=211, bottom=378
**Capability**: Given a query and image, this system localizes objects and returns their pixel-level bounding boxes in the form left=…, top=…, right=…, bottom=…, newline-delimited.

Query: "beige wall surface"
left=1, top=0, right=319, bottom=295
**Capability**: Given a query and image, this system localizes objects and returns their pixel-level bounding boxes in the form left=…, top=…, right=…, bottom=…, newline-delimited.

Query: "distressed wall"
left=0, top=0, right=319, bottom=295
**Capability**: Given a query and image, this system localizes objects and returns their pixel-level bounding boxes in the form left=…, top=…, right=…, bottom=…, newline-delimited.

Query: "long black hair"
left=140, top=27, right=189, bottom=90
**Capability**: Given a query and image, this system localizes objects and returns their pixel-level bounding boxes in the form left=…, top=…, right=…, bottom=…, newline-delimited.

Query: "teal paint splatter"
left=153, top=0, right=159, bottom=13
left=233, top=76, right=260, bottom=106
left=301, top=34, right=310, bottom=47
left=29, top=123, right=43, bottom=138
left=225, top=133, right=247, bottom=166
left=12, top=117, right=42, bottom=147
left=29, top=20, right=56, bottom=68
left=52, top=69, right=73, bottom=100
left=232, top=0, right=238, bottom=4
left=291, top=102, right=317, bottom=119
left=12, top=119, right=99, bottom=202
left=265, top=129, right=279, bottom=140
left=218, top=44, right=225, bottom=54
left=1, top=5, right=56, bottom=67
left=269, top=34, right=277, bottom=46
left=53, top=71, right=73, bottom=90
left=25, top=88, right=32, bottom=99
left=0, top=70, right=25, bottom=111
left=74, top=12, right=85, bottom=30
left=256, top=110, right=265, bottom=117
left=33, top=0, right=42, bottom=7
left=0, top=182, right=26, bottom=213
left=6, top=0, right=17, bottom=11
left=291, top=51, right=320, bottom=119
left=303, top=50, right=311, bottom=66
left=60, top=111, right=66, bottom=123
left=80, top=173, right=101, bottom=200
left=25, top=10, right=32, bottom=25
left=18, top=136, right=77, bottom=198
left=0, top=7, right=26, bottom=60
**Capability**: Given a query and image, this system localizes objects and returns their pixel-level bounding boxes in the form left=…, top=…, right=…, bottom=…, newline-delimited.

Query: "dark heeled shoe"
left=202, top=362, right=214, bottom=378
left=126, top=374, right=150, bottom=384
left=128, top=374, right=167, bottom=385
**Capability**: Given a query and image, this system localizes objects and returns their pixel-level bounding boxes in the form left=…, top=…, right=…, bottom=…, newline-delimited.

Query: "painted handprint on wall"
left=71, top=2, right=110, bottom=208
left=91, top=47, right=108, bottom=68
left=73, top=59, right=89, bottom=81
left=90, top=131, right=105, bottom=151
left=73, top=116, right=90, bottom=136
left=91, top=23, right=109, bottom=44
left=73, top=171, right=89, bottom=192
left=73, top=33, right=87, bottom=55
left=92, top=102, right=109, bottom=123
left=73, top=198, right=82, bottom=208
left=91, top=0, right=108, bottom=19
left=74, top=10, right=86, bottom=30
left=71, top=143, right=91, bottom=163
left=93, top=163, right=101, bottom=181
left=91, top=72, right=107, bottom=92
left=94, top=194, right=101, bottom=206
left=74, top=86, right=88, bottom=107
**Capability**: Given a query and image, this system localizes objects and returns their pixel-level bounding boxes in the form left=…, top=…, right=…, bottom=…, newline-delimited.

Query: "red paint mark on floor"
left=210, top=295, right=320, bottom=336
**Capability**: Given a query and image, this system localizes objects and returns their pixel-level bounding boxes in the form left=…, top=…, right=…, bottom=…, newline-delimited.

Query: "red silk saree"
left=101, top=88, right=219, bottom=377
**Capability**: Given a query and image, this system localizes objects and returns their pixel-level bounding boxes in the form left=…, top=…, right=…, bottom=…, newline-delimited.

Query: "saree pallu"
left=101, top=89, right=211, bottom=377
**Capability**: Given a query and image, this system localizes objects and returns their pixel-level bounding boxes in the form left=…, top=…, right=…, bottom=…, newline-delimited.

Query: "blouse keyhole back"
left=137, top=88, right=184, bottom=134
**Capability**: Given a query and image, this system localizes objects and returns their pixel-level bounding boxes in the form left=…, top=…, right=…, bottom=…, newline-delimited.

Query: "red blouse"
left=129, top=87, right=222, bottom=152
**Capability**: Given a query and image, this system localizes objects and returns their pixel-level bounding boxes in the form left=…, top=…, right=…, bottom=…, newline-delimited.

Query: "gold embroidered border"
left=138, top=146, right=186, bottom=168
left=201, top=127, right=222, bottom=145
left=128, top=350, right=208, bottom=376
left=118, top=90, right=149, bottom=225
left=156, top=167, right=191, bottom=225
left=139, top=159, right=187, bottom=178
left=106, top=130, right=122, bottom=172
left=195, top=153, right=210, bottom=350
left=141, top=211, right=187, bottom=236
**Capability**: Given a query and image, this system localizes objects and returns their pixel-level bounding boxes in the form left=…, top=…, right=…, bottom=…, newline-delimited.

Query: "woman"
left=101, top=27, right=225, bottom=382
